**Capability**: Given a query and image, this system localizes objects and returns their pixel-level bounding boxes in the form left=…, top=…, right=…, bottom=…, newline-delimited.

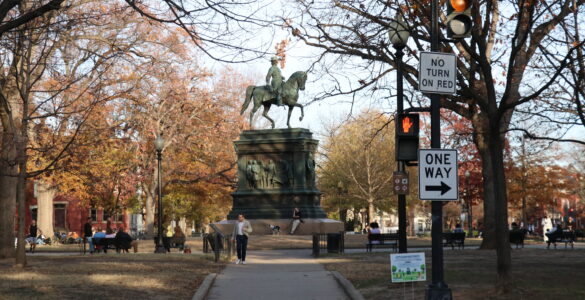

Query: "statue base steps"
left=210, top=218, right=344, bottom=235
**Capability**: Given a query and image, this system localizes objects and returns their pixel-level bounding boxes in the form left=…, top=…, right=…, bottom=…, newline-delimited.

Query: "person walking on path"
left=27, top=220, right=42, bottom=253
left=83, top=217, right=94, bottom=253
left=232, top=214, right=252, bottom=265
left=289, top=207, right=303, bottom=234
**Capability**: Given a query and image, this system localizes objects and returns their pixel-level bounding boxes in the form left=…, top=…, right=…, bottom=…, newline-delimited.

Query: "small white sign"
left=418, top=149, right=458, bottom=201
left=418, top=52, right=457, bottom=95
left=390, top=252, right=427, bottom=283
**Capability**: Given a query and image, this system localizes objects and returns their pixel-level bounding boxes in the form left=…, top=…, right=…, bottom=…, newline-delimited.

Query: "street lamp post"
left=465, top=170, right=473, bottom=237
left=154, top=134, right=166, bottom=254
left=389, top=12, right=410, bottom=254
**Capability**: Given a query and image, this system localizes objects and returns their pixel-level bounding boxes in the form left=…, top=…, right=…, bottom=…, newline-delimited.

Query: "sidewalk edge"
left=192, top=273, right=218, bottom=300
left=330, top=270, right=365, bottom=300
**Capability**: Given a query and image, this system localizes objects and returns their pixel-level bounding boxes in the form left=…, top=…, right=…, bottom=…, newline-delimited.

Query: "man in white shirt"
left=231, top=214, right=252, bottom=264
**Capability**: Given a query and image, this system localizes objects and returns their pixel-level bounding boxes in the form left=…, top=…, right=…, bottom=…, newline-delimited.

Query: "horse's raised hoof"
left=299, top=116, right=303, bottom=121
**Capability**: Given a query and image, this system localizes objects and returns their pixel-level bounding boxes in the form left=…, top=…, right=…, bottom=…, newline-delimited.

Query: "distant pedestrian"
left=289, top=207, right=303, bottom=234
left=106, top=217, right=114, bottom=235
left=542, top=215, right=552, bottom=242
left=27, top=220, right=42, bottom=253
left=83, top=217, right=94, bottom=253
left=232, top=214, right=252, bottom=265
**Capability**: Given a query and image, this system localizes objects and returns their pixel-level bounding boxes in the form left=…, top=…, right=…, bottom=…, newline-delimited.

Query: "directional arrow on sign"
left=424, top=181, right=451, bottom=195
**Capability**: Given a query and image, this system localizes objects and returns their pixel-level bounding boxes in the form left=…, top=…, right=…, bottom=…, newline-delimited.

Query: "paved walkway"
left=207, top=249, right=348, bottom=300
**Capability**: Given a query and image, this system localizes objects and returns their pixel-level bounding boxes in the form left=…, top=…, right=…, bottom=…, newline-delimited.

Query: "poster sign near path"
left=418, top=52, right=457, bottom=95
left=390, top=252, right=427, bottom=283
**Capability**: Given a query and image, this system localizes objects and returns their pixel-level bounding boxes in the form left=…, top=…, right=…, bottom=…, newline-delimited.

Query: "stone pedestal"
left=213, top=219, right=343, bottom=235
left=222, top=128, right=343, bottom=234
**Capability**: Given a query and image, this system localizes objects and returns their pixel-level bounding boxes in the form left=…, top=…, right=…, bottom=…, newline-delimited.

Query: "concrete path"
left=207, top=249, right=348, bottom=300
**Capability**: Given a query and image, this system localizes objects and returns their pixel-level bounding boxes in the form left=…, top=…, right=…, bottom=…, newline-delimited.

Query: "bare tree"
left=287, top=0, right=585, bottom=293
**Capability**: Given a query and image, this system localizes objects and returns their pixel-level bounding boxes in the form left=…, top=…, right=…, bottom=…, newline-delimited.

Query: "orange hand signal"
left=402, top=116, right=413, bottom=133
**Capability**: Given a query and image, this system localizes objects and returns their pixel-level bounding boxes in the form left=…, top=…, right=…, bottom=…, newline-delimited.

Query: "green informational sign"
left=390, top=252, right=427, bottom=283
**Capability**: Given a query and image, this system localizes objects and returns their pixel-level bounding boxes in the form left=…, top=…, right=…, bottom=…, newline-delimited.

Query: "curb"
left=330, top=271, right=365, bottom=300
left=192, top=273, right=218, bottom=300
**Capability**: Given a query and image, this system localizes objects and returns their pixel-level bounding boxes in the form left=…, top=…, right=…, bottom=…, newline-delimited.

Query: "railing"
left=312, top=231, right=345, bottom=257
left=202, top=233, right=234, bottom=262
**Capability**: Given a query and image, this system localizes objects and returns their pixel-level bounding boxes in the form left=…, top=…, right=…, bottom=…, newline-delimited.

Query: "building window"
left=54, top=203, right=67, bottom=230
left=115, top=213, right=124, bottom=222
left=89, top=209, right=97, bottom=222
left=103, top=211, right=110, bottom=222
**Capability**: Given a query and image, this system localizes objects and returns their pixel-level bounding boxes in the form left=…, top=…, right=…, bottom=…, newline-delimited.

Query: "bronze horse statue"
left=240, top=71, right=307, bottom=129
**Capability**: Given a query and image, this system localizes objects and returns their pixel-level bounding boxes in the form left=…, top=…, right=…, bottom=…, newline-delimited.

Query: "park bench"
left=442, top=232, right=465, bottom=250
left=509, top=230, right=525, bottom=248
left=365, top=233, right=398, bottom=252
left=547, top=231, right=576, bottom=249
left=93, top=237, right=117, bottom=253
left=153, top=236, right=186, bottom=252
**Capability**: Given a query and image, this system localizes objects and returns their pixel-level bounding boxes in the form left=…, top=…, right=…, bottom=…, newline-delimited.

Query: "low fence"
left=312, top=231, right=345, bottom=257
left=202, top=233, right=234, bottom=262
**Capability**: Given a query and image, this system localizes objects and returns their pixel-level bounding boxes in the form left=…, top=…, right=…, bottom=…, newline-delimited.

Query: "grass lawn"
left=318, top=248, right=585, bottom=299
left=0, top=253, right=225, bottom=300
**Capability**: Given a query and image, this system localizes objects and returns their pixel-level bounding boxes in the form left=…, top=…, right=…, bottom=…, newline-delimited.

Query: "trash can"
left=327, top=233, right=341, bottom=253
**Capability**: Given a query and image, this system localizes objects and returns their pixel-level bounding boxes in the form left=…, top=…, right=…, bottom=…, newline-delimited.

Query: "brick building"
left=22, top=180, right=129, bottom=237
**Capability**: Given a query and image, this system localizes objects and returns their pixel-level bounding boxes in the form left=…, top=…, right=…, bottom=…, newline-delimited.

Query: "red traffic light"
left=450, top=0, right=470, bottom=12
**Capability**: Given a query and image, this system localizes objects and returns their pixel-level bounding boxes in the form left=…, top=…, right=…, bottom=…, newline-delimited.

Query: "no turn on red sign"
left=418, top=52, right=457, bottom=95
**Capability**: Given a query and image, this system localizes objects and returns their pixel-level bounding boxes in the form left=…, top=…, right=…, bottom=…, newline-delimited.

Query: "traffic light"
left=446, top=0, right=473, bottom=39
left=396, top=113, right=419, bottom=161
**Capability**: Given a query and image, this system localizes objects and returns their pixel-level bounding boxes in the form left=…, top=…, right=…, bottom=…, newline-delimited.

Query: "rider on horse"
left=266, top=56, right=284, bottom=106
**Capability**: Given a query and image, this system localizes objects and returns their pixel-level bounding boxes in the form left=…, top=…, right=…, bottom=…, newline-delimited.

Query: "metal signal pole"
left=426, top=0, right=452, bottom=298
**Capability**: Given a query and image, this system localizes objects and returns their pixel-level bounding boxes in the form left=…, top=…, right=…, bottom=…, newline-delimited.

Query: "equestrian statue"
left=240, top=56, right=307, bottom=129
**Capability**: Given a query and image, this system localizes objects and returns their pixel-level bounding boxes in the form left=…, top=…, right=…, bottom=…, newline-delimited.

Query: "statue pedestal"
left=212, top=218, right=343, bottom=235
left=219, top=128, right=342, bottom=234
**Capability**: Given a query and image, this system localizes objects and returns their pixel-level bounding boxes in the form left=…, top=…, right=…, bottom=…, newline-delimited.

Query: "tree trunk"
left=144, top=191, right=154, bottom=236
left=0, top=121, right=17, bottom=259
left=473, top=118, right=497, bottom=249
left=15, top=133, right=28, bottom=267
left=367, top=200, right=375, bottom=225
left=489, top=124, right=512, bottom=293
left=0, top=162, right=16, bottom=259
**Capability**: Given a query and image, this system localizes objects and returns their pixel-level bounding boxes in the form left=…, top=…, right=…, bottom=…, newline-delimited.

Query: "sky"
left=200, top=1, right=584, bottom=158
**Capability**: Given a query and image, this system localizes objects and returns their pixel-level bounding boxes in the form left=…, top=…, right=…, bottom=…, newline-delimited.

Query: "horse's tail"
left=241, top=86, right=255, bottom=115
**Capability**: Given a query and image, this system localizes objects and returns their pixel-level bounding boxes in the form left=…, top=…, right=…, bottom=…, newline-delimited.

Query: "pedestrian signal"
left=396, top=113, right=419, bottom=161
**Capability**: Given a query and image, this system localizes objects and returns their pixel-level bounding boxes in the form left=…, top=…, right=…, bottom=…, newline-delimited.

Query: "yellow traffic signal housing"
left=446, top=0, right=472, bottom=39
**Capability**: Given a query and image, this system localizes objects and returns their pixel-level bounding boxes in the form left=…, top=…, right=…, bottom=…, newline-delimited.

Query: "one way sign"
left=419, top=149, right=458, bottom=201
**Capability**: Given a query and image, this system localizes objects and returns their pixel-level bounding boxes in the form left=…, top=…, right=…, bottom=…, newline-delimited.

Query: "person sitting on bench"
left=453, top=223, right=464, bottom=233
left=93, top=227, right=106, bottom=253
left=368, top=222, right=381, bottom=245
left=115, top=225, right=138, bottom=253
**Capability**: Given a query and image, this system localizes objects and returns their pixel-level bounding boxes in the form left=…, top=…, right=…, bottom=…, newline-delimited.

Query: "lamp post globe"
left=388, top=13, right=410, bottom=48
left=155, top=135, right=165, bottom=152
left=154, top=134, right=166, bottom=254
